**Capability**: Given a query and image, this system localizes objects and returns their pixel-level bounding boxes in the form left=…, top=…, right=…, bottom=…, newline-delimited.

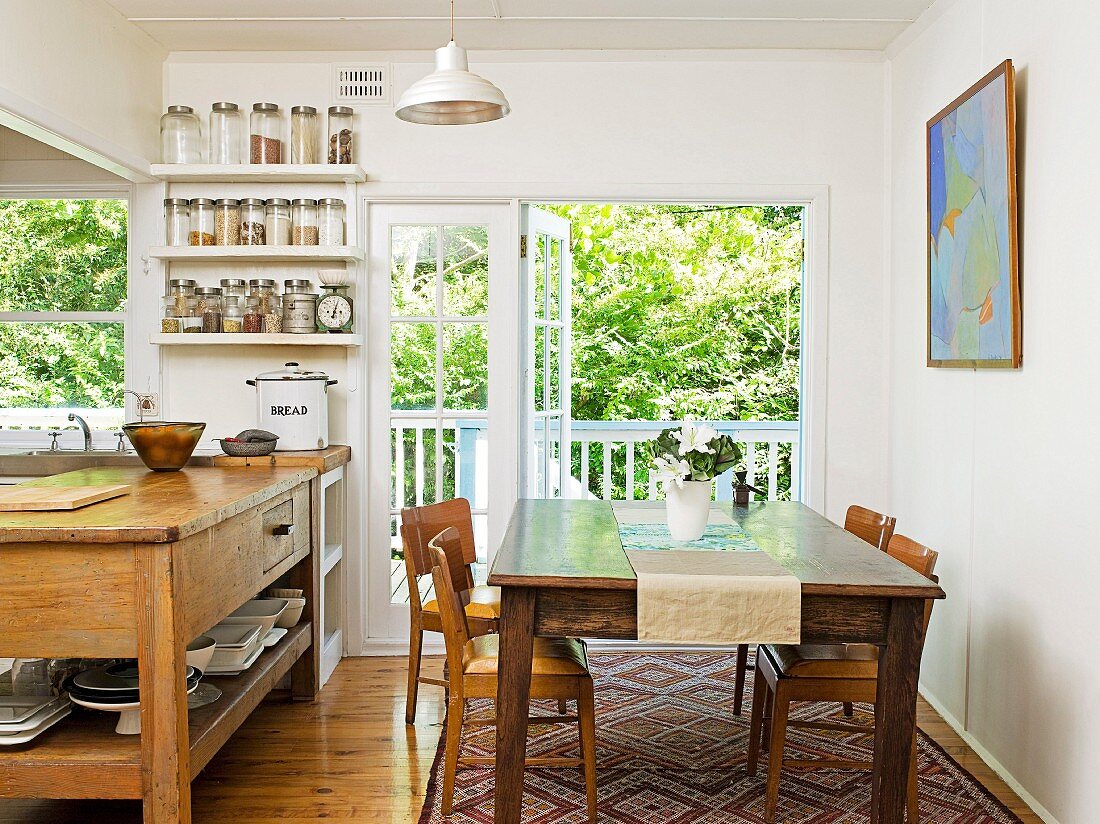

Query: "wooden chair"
left=746, top=535, right=938, bottom=824
left=427, top=527, right=598, bottom=821
left=402, top=499, right=500, bottom=724
left=844, top=504, right=897, bottom=552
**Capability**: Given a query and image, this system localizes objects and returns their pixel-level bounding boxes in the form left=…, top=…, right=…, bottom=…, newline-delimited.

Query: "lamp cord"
left=450, top=0, right=455, bottom=42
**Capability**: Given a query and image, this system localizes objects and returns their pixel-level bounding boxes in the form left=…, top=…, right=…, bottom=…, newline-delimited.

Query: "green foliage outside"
left=0, top=199, right=127, bottom=416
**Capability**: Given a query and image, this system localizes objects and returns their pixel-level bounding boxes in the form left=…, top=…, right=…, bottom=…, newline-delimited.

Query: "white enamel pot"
left=246, top=362, right=337, bottom=451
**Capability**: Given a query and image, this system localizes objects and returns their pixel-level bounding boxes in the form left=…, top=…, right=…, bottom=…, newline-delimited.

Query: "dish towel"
left=621, top=516, right=801, bottom=645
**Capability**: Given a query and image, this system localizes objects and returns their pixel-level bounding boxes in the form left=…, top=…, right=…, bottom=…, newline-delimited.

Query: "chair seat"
left=766, top=643, right=879, bottom=679
left=424, top=584, right=501, bottom=620
left=463, top=634, right=589, bottom=676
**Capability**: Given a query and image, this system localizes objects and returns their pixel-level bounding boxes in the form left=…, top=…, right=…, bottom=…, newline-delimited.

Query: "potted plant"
left=645, top=422, right=742, bottom=541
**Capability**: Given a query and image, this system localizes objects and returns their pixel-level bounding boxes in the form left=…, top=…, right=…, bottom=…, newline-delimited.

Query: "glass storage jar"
left=180, top=297, right=202, bottom=333
left=164, top=198, right=190, bottom=246
left=248, top=278, right=278, bottom=317
left=265, top=198, right=291, bottom=245
left=208, top=102, right=242, bottom=164
left=239, top=198, right=266, bottom=245
left=168, top=278, right=197, bottom=317
left=160, top=105, right=202, bottom=163
left=264, top=295, right=283, bottom=333
left=189, top=198, right=215, bottom=246
left=219, top=278, right=247, bottom=302
left=222, top=296, right=243, bottom=332
left=195, top=286, right=224, bottom=333
left=291, top=105, right=320, bottom=164
left=161, top=296, right=182, bottom=333
left=283, top=280, right=318, bottom=333
left=327, top=106, right=354, bottom=164
left=214, top=198, right=241, bottom=245
left=291, top=199, right=318, bottom=245
left=250, top=102, right=283, bottom=164
left=317, top=198, right=346, bottom=245
left=243, top=296, right=264, bottom=333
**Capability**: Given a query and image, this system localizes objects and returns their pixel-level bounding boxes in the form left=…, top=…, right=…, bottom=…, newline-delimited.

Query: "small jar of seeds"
left=220, top=278, right=247, bottom=302
left=243, top=297, right=264, bottom=333
left=291, top=199, right=318, bottom=245
left=222, top=296, right=243, bottom=332
left=168, top=278, right=196, bottom=316
left=240, top=198, right=266, bottom=245
left=214, top=198, right=241, bottom=245
left=189, top=198, right=215, bottom=246
left=161, top=296, right=181, bottom=333
left=195, top=286, right=224, bottom=333
left=180, top=298, right=203, bottom=333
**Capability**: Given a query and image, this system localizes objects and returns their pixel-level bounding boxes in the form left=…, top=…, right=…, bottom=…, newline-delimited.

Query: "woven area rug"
left=418, top=652, right=1022, bottom=823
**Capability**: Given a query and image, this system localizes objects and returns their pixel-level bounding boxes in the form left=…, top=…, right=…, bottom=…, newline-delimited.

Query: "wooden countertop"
left=209, top=444, right=350, bottom=473
left=0, top=465, right=316, bottom=544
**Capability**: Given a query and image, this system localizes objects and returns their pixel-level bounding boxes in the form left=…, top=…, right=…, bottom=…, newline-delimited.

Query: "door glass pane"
left=532, top=423, right=545, bottom=498
left=391, top=225, right=437, bottom=317
left=533, top=326, right=545, bottom=412
left=391, top=322, right=436, bottom=410
left=443, top=225, right=488, bottom=316
left=443, top=322, right=488, bottom=411
left=533, top=234, right=546, bottom=320
left=548, top=327, right=560, bottom=411
left=548, top=237, right=561, bottom=321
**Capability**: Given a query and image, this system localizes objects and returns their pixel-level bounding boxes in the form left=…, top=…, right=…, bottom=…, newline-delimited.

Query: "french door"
left=520, top=205, right=573, bottom=498
left=366, top=202, right=516, bottom=640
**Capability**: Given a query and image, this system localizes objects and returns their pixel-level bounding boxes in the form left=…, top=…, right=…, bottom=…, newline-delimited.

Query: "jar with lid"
left=214, top=198, right=241, bottom=245
left=265, top=198, right=291, bottom=245
left=164, top=198, right=190, bottom=246
left=195, top=286, right=224, bottom=333
left=222, top=296, right=244, bottom=332
left=219, top=278, right=247, bottom=301
left=291, top=199, right=318, bottom=245
left=209, top=102, right=242, bottom=164
left=239, top=198, right=266, bottom=245
left=161, top=296, right=182, bottom=333
left=243, top=297, right=264, bottom=333
left=250, top=102, right=283, bottom=164
left=283, top=285, right=318, bottom=333
left=160, top=105, right=202, bottom=163
left=327, top=106, right=354, bottom=164
left=317, top=198, right=346, bottom=245
left=168, top=278, right=197, bottom=316
left=291, top=105, right=320, bottom=164
left=189, top=198, right=215, bottom=246
left=181, top=298, right=203, bottom=333
left=249, top=278, right=278, bottom=316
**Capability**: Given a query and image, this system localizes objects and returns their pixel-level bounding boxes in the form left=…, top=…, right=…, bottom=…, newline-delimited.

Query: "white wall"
left=887, top=2, right=1100, bottom=821
left=166, top=51, right=890, bottom=523
left=0, top=125, right=123, bottom=184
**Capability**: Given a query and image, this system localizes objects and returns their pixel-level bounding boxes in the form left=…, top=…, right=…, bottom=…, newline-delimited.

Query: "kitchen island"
left=0, top=457, right=348, bottom=823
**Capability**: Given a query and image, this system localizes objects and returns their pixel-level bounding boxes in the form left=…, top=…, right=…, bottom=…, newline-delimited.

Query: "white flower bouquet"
left=644, top=422, right=743, bottom=488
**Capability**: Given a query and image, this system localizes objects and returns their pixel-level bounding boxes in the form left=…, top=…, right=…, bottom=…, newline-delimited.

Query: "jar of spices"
left=264, top=295, right=283, bottom=333
left=239, top=198, right=266, bottom=245
left=317, top=198, right=346, bottom=245
left=209, top=102, right=242, bottom=164
left=243, top=297, right=264, bottom=333
left=160, top=105, right=202, bottom=163
left=214, top=198, right=241, bottom=245
left=161, top=296, right=182, bottom=333
left=283, top=281, right=318, bottom=333
left=164, top=198, right=190, bottom=246
left=219, top=278, right=247, bottom=302
left=265, top=198, right=292, bottom=245
left=327, top=106, right=354, bottom=164
left=181, top=297, right=203, bottom=333
left=290, top=105, right=320, bottom=164
left=195, top=286, right=224, bottom=333
left=222, top=296, right=244, bottom=332
left=168, top=278, right=197, bottom=317
left=291, top=199, right=318, bottom=245
left=189, top=198, right=215, bottom=246
left=250, top=103, right=283, bottom=164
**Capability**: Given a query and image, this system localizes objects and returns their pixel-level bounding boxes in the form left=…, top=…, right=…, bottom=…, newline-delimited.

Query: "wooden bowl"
left=122, top=422, right=205, bottom=472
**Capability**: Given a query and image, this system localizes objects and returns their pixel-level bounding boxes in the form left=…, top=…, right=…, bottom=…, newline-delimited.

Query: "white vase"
left=665, top=479, right=712, bottom=541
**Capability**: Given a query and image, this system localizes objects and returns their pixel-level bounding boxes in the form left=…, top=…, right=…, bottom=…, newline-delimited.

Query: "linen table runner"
left=620, top=512, right=801, bottom=645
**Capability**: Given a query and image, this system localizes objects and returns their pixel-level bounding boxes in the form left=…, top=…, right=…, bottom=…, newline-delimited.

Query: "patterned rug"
left=418, top=652, right=1022, bottom=823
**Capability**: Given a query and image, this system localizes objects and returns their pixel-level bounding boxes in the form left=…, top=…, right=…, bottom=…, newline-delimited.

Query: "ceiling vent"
left=333, top=65, right=391, bottom=106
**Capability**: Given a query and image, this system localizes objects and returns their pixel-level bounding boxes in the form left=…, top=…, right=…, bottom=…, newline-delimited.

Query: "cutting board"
left=0, top=484, right=132, bottom=511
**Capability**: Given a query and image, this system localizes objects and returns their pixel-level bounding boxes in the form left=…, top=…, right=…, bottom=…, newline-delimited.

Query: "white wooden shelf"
left=151, top=333, right=362, bottom=347
left=148, top=245, right=363, bottom=263
left=150, top=163, right=367, bottom=183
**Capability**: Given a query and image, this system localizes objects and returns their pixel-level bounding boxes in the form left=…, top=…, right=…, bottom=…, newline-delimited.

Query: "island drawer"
left=260, top=483, right=310, bottom=572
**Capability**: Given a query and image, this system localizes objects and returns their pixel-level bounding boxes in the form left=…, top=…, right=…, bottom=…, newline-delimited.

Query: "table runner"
left=619, top=509, right=801, bottom=645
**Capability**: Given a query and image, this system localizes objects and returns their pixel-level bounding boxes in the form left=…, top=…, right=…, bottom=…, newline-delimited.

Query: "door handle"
left=272, top=523, right=295, bottom=536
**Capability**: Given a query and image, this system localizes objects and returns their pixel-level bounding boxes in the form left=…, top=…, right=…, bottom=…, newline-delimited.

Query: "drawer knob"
left=272, top=523, right=295, bottom=536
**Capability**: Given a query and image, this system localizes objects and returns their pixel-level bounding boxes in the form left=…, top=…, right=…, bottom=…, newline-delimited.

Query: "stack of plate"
left=0, top=695, right=72, bottom=745
left=206, top=624, right=265, bottom=675
left=64, top=663, right=201, bottom=735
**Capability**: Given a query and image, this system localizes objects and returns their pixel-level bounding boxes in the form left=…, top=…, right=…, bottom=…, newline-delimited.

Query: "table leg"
left=495, top=587, right=536, bottom=824
left=871, top=597, right=925, bottom=824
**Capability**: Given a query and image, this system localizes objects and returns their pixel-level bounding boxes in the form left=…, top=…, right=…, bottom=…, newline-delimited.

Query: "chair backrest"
left=886, top=533, right=939, bottom=635
left=401, top=498, right=478, bottom=577
left=429, top=527, right=472, bottom=686
left=845, top=504, right=897, bottom=553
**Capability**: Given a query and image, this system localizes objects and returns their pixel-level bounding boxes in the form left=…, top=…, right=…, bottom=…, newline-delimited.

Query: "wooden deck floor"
left=0, top=656, right=1041, bottom=823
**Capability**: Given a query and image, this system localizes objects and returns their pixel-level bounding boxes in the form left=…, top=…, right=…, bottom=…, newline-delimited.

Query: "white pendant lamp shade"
left=395, top=41, right=510, bottom=125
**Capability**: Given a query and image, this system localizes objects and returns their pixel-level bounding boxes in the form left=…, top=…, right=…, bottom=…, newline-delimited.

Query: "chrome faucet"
left=67, top=412, right=93, bottom=452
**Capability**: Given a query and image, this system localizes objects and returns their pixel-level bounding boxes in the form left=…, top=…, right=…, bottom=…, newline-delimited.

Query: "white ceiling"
left=104, top=1, right=939, bottom=52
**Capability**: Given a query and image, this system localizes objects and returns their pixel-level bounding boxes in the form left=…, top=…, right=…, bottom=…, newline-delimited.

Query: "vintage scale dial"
left=317, top=286, right=353, bottom=333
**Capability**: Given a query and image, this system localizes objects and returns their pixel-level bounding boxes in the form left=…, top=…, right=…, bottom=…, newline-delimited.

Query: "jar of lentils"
left=250, top=103, right=283, bottom=164
left=161, top=296, right=182, bottom=333
left=195, top=286, right=224, bottom=333
left=214, top=198, right=241, bottom=245
left=222, top=296, right=243, bottom=332
left=291, top=199, right=319, bottom=245
left=243, top=297, right=264, bottom=333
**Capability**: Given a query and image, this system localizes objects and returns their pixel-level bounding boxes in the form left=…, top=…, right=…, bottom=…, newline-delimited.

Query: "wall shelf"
left=151, top=333, right=362, bottom=347
left=148, top=245, right=363, bottom=263
left=150, top=163, right=367, bottom=183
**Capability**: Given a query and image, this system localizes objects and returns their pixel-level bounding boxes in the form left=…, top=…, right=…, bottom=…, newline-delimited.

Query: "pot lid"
left=252, top=361, right=331, bottom=382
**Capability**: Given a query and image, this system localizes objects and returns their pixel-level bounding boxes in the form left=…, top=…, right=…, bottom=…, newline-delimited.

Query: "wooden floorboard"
left=0, top=656, right=1042, bottom=823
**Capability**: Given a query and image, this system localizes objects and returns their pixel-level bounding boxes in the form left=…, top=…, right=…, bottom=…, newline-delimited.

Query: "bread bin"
left=245, top=361, right=337, bottom=450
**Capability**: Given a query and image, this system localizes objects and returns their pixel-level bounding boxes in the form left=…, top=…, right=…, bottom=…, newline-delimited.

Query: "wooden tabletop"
left=209, top=444, right=351, bottom=473
left=0, top=466, right=316, bottom=544
left=489, top=499, right=945, bottom=599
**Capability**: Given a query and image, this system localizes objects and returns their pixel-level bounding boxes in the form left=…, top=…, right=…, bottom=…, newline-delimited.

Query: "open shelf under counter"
left=151, top=163, right=367, bottom=183
left=148, top=244, right=364, bottom=263
left=151, top=333, right=362, bottom=347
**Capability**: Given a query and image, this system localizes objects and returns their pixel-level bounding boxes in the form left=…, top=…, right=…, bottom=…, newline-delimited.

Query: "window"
left=0, top=196, right=127, bottom=435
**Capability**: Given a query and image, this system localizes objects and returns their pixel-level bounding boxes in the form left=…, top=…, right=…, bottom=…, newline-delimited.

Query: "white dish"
left=204, top=643, right=264, bottom=676
left=0, top=696, right=71, bottom=733
left=187, top=634, right=217, bottom=674
left=274, top=597, right=306, bottom=629
left=209, top=623, right=264, bottom=669
left=0, top=695, right=65, bottom=725
left=207, top=623, right=262, bottom=649
left=220, top=598, right=290, bottom=639
left=70, top=684, right=196, bottom=735
left=0, top=704, right=72, bottom=745
left=262, top=627, right=288, bottom=647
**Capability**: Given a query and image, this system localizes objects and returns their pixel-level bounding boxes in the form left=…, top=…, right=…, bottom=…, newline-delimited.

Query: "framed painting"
left=927, top=59, right=1020, bottom=368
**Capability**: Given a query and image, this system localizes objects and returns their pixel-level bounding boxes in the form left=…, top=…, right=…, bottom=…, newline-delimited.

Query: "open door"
left=520, top=205, right=572, bottom=498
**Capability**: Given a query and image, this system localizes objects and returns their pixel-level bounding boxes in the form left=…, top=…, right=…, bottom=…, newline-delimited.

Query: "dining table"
left=487, top=499, right=946, bottom=824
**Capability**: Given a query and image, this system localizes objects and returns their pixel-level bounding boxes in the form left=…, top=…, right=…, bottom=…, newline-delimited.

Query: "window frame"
left=0, top=183, right=133, bottom=447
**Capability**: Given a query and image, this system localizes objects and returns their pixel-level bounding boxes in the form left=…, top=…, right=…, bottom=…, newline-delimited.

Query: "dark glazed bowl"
left=122, top=421, right=206, bottom=472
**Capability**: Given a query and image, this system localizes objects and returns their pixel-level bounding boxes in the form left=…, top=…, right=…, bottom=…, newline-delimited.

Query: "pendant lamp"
left=395, top=0, right=510, bottom=125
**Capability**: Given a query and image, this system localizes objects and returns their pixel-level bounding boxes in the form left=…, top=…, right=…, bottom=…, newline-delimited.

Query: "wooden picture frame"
left=927, top=59, right=1020, bottom=368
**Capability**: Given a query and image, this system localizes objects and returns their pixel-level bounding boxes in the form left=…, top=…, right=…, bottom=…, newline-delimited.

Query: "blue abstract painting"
left=928, top=61, right=1020, bottom=367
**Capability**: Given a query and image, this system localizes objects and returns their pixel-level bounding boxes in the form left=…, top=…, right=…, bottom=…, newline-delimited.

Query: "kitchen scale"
left=316, top=269, right=353, bottom=333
